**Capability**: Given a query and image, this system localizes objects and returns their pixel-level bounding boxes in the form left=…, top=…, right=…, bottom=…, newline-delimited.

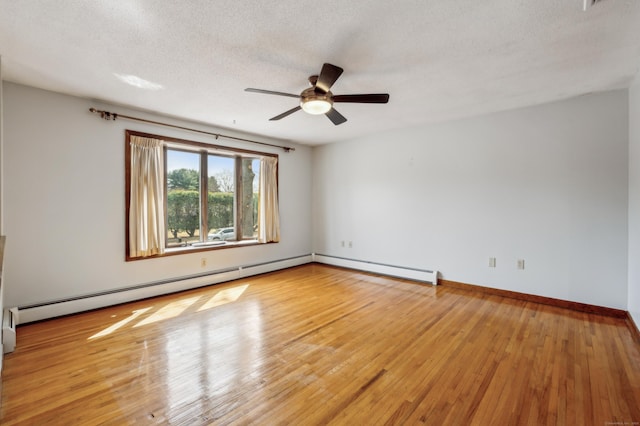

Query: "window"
left=125, top=130, right=279, bottom=260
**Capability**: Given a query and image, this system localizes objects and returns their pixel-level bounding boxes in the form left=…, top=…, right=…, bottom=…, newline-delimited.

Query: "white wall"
left=0, top=56, right=5, bottom=366
left=629, top=74, right=640, bottom=324
left=0, top=56, right=4, bottom=231
left=2, top=82, right=312, bottom=308
left=313, top=90, right=629, bottom=309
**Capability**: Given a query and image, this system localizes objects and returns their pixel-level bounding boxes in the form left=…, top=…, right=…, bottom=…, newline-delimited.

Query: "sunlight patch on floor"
left=134, top=296, right=201, bottom=327
left=197, top=284, right=249, bottom=312
left=88, top=307, right=152, bottom=340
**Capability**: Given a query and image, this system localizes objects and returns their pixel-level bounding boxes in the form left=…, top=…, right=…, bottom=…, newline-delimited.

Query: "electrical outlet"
left=348, top=241, right=353, bottom=248
left=341, top=241, right=345, bottom=247
left=517, top=259, right=525, bottom=270
left=489, top=257, right=496, bottom=268
left=201, top=258, right=207, bottom=268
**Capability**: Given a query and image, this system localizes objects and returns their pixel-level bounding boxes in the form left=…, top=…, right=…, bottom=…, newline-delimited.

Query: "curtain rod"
left=89, top=107, right=295, bottom=153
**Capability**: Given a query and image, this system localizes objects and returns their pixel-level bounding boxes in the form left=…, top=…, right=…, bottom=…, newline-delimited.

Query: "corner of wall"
left=0, top=55, right=4, bottom=372
left=628, top=70, right=640, bottom=327
left=0, top=58, right=3, bottom=225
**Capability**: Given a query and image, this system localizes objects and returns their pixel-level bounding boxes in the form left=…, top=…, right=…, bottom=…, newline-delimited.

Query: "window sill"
left=165, top=239, right=259, bottom=252
left=126, top=239, right=267, bottom=261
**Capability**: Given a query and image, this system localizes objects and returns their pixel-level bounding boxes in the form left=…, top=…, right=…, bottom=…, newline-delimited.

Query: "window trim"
left=125, top=130, right=278, bottom=261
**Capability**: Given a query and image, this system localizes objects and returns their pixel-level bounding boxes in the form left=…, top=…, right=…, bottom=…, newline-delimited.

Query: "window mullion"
left=200, top=151, right=208, bottom=242
left=163, top=145, right=169, bottom=248
left=235, top=156, right=242, bottom=240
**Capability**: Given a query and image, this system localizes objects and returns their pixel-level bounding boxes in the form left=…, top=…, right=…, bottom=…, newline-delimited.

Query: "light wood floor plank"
left=1, top=264, right=639, bottom=425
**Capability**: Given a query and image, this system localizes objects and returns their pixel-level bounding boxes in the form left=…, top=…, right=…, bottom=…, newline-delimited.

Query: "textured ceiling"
left=1, top=0, right=640, bottom=145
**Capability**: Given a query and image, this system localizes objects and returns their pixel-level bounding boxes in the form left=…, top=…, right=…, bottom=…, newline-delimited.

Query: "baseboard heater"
left=2, top=307, right=18, bottom=354
left=14, top=255, right=312, bottom=325
left=312, top=253, right=438, bottom=285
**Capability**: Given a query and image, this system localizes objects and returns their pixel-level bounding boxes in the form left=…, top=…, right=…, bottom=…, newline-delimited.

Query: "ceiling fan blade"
left=269, top=106, right=302, bottom=121
left=333, top=94, right=390, bottom=103
left=245, top=88, right=300, bottom=99
left=316, top=63, right=344, bottom=93
left=325, top=108, right=347, bottom=125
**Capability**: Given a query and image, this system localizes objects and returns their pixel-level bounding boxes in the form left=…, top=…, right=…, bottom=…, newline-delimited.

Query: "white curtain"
left=258, top=156, right=281, bottom=243
left=129, top=136, right=165, bottom=257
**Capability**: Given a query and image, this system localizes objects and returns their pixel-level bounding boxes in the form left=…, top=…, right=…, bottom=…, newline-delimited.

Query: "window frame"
left=125, top=130, right=278, bottom=261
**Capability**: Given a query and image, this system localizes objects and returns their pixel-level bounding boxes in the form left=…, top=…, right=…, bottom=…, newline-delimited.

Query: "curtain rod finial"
left=90, top=107, right=117, bottom=120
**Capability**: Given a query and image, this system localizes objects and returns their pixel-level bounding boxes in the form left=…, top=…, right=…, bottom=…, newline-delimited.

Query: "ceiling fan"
left=245, top=63, right=389, bottom=125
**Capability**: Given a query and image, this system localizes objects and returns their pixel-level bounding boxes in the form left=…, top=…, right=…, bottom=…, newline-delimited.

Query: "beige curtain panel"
left=258, top=156, right=281, bottom=243
left=129, top=136, right=165, bottom=257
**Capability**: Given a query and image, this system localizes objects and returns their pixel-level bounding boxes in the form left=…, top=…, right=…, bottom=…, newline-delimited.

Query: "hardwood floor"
left=1, top=264, right=639, bottom=425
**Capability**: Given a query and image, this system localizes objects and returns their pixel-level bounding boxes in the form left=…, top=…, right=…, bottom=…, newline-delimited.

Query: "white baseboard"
left=16, top=255, right=312, bottom=324
left=312, top=254, right=438, bottom=285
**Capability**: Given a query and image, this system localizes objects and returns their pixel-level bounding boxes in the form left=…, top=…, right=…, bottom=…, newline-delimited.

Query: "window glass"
left=166, top=150, right=201, bottom=247
left=240, top=158, right=260, bottom=240
left=207, top=155, right=235, bottom=240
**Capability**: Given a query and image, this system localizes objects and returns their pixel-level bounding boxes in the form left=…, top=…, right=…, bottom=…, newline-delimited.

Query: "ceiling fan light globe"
left=301, top=99, right=332, bottom=115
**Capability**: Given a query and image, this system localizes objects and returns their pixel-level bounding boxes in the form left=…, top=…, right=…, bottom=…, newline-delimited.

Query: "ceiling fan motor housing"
left=300, top=87, right=333, bottom=114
